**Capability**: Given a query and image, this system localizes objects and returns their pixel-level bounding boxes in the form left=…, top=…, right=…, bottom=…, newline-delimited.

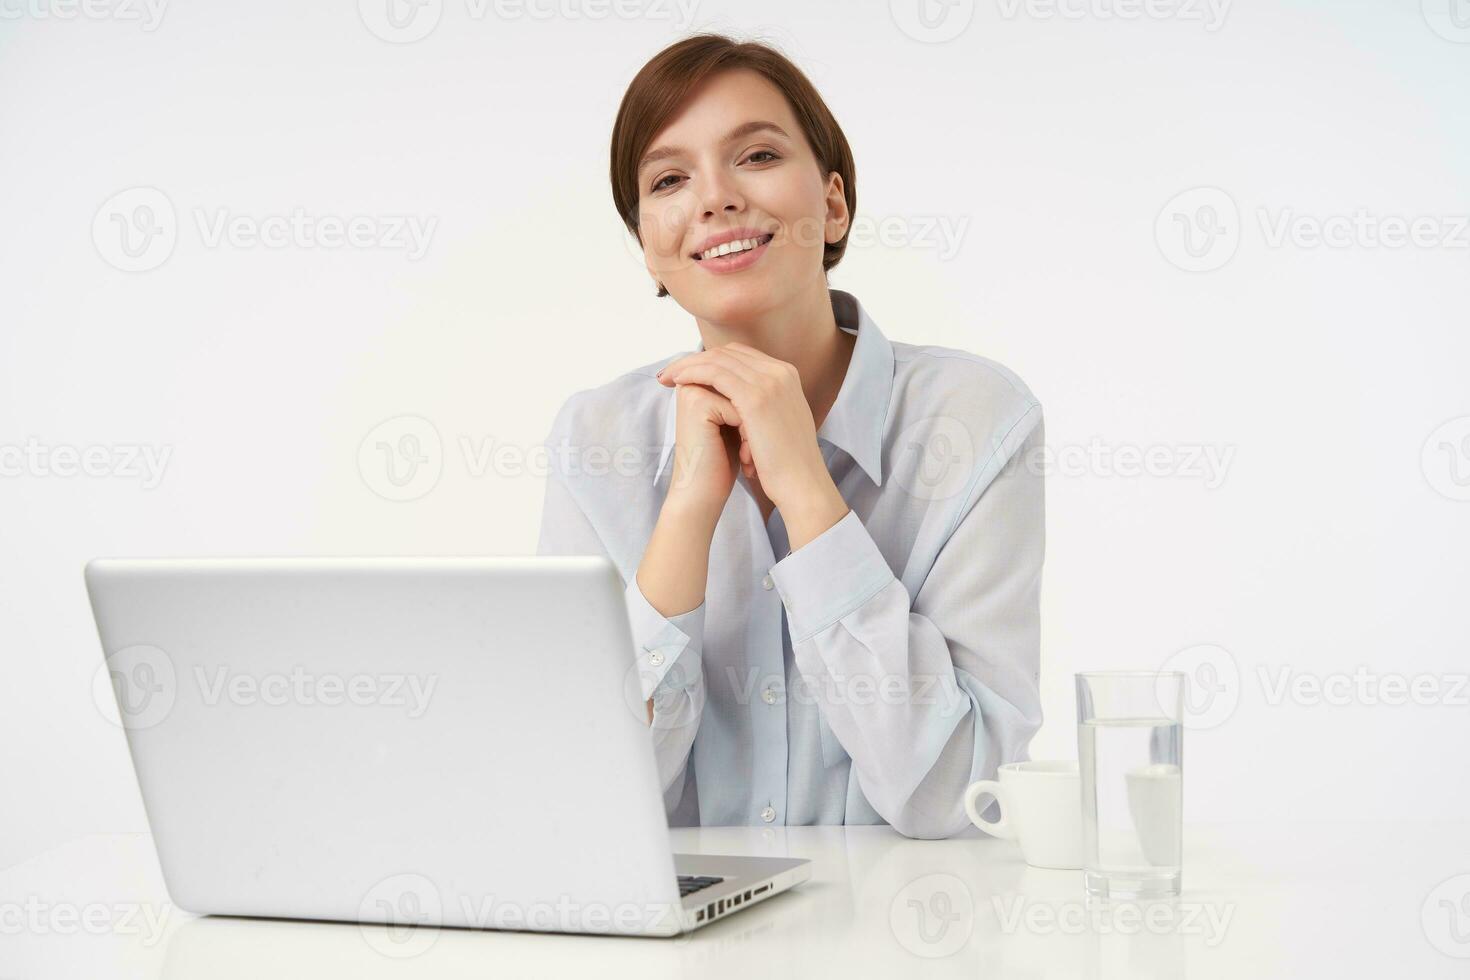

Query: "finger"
left=706, top=390, right=744, bottom=429
left=719, top=343, right=796, bottom=380
left=679, top=382, right=744, bottom=428
left=664, top=363, right=756, bottom=404
left=666, top=348, right=762, bottom=387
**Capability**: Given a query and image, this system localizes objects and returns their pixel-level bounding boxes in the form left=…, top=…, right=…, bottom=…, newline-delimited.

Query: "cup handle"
left=963, top=779, right=1013, bottom=839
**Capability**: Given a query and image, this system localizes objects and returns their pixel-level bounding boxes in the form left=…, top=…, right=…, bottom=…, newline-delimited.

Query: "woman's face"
left=635, top=68, right=847, bottom=323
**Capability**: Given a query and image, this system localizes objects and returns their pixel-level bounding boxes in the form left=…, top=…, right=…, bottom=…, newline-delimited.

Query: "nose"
left=696, top=166, right=745, bottom=221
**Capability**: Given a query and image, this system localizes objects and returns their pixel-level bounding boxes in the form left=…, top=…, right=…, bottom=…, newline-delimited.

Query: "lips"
left=691, top=233, right=774, bottom=275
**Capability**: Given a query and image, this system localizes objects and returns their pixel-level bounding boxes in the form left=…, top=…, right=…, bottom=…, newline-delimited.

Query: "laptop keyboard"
left=678, top=875, right=724, bottom=898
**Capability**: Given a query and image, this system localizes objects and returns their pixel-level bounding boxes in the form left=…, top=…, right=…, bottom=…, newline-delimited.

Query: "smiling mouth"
left=692, top=233, right=775, bottom=262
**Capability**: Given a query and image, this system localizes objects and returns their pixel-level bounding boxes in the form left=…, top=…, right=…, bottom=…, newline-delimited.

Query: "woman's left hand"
left=657, top=342, right=849, bottom=548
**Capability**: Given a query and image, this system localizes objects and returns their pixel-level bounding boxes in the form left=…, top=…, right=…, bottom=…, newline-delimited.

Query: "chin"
left=685, top=277, right=789, bottom=323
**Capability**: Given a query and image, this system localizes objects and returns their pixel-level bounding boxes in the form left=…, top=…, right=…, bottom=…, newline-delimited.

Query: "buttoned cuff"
left=769, top=508, right=896, bottom=643
left=624, top=574, right=705, bottom=701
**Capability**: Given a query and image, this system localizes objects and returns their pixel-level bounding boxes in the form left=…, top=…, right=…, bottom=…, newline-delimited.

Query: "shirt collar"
left=651, top=288, right=895, bottom=488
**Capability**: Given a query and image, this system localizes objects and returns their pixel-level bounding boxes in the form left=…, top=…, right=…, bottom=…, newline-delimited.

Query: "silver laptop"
left=84, top=556, right=810, bottom=937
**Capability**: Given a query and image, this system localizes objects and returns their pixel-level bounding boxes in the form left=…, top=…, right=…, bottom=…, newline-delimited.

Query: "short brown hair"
left=609, top=33, right=857, bottom=298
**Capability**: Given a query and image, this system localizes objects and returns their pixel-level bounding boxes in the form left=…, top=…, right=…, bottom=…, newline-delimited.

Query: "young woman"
left=537, top=34, right=1045, bottom=840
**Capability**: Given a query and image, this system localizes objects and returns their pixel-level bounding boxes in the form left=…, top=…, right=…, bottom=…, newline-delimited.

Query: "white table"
left=2, top=821, right=1467, bottom=978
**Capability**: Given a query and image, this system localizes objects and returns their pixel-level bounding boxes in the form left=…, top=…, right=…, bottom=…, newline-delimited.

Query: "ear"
left=823, top=171, right=850, bottom=247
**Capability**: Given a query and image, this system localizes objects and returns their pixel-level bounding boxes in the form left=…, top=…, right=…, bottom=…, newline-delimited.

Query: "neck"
left=694, top=284, right=856, bottom=430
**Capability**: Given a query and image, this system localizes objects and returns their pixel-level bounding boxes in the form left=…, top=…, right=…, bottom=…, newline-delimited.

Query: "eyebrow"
left=637, top=120, right=792, bottom=176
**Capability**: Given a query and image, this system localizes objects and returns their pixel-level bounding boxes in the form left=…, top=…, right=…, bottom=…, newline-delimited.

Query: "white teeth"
left=699, top=235, right=769, bottom=261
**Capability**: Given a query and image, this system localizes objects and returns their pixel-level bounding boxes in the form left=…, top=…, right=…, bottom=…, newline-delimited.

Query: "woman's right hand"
left=664, top=381, right=744, bottom=519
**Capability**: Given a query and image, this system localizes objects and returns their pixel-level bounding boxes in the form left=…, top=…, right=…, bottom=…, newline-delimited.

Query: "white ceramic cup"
left=963, top=761, right=1082, bottom=870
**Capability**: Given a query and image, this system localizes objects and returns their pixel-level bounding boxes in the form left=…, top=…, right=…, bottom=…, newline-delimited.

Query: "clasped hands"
left=657, top=342, right=849, bottom=551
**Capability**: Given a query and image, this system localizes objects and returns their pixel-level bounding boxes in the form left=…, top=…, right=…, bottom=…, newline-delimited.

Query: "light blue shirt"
left=537, top=289, right=1044, bottom=839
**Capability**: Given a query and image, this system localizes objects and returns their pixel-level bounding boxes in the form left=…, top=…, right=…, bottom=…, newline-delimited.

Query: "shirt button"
left=761, top=573, right=773, bottom=590
left=760, top=806, right=776, bottom=823
left=647, top=650, right=665, bottom=667
left=762, top=687, right=778, bottom=705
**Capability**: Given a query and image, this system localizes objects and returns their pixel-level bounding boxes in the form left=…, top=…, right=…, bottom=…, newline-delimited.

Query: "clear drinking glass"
left=1075, top=671, right=1184, bottom=899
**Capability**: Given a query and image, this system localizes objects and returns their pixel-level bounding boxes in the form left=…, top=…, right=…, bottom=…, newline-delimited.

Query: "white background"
left=2, top=0, right=1468, bottom=871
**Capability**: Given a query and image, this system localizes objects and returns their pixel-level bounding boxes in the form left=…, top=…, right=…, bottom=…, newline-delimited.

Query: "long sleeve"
left=767, top=404, right=1045, bottom=839
left=535, top=455, right=706, bottom=811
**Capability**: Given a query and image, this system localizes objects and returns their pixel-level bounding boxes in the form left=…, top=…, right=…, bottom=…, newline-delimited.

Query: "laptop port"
left=716, top=899, right=725, bottom=915
left=743, top=890, right=752, bottom=901
left=753, top=884, right=770, bottom=896
left=696, top=909, right=705, bottom=922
